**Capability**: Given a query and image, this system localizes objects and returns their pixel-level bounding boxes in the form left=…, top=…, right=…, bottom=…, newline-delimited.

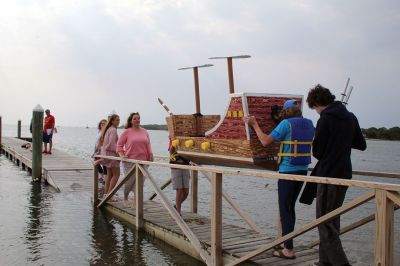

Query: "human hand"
left=243, top=115, right=257, bottom=126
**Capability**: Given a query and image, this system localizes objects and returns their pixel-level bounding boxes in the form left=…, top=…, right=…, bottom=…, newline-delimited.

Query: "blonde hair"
left=100, top=114, right=119, bottom=145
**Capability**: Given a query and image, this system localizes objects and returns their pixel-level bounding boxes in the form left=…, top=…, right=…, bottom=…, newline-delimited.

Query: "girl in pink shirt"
left=100, top=114, right=121, bottom=199
left=117, top=112, right=153, bottom=204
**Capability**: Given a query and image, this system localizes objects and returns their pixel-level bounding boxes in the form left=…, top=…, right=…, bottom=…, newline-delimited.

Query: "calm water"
left=1, top=124, right=399, bottom=265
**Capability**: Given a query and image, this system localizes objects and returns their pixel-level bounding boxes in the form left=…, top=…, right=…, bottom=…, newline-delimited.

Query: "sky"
left=0, top=0, right=399, bottom=128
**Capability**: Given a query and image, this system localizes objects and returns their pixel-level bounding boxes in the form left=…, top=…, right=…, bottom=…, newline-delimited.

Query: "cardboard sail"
left=166, top=92, right=303, bottom=170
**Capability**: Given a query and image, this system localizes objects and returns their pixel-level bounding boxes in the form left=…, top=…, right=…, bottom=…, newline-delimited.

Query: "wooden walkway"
left=1, top=136, right=321, bottom=265
left=105, top=200, right=319, bottom=265
left=1, top=136, right=93, bottom=192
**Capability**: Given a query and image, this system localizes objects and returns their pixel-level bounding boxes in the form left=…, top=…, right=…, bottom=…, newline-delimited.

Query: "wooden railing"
left=93, top=155, right=400, bottom=266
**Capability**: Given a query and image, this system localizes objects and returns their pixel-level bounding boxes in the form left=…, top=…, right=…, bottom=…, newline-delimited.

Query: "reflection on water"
left=0, top=156, right=202, bottom=266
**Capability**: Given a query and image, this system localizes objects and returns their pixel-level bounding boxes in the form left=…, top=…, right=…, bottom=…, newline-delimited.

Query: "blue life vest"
left=277, top=118, right=315, bottom=166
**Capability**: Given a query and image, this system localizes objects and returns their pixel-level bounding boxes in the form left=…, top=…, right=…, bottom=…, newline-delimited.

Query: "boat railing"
left=93, top=154, right=400, bottom=266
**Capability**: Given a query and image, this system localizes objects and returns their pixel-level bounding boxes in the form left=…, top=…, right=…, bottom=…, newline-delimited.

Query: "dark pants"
left=278, top=170, right=306, bottom=249
left=316, top=184, right=349, bottom=266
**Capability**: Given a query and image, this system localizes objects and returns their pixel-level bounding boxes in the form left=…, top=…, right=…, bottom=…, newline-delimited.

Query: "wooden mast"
left=178, top=64, right=213, bottom=136
left=178, top=64, right=213, bottom=114
left=209, top=55, right=251, bottom=94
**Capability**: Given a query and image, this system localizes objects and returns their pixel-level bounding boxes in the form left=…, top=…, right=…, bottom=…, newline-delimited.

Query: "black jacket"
left=300, top=101, right=366, bottom=204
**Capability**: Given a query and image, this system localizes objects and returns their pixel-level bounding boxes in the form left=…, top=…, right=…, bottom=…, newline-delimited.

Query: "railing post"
left=211, top=172, right=222, bottom=266
left=32, top=105, right=44, bottom=181
left=17, top=120, right=21, bottom=139
left=136, top=164, right=144, bottom=230
left=191, top=169, right=198, bottom=213
left=374, top=189, right=394, bottom=266
left=93, top=166, right=99, bottom=207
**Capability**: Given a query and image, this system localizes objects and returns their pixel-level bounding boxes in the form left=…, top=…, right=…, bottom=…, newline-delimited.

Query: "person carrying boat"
left=306, top=84, right=366, bottom=266
left=168, top=139, right=191, bottom=216
left=243, top=99, right=315, bottom=260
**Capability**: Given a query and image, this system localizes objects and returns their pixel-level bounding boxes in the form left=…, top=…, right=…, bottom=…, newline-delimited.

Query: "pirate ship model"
left=160, top=55, right=303, bottom=170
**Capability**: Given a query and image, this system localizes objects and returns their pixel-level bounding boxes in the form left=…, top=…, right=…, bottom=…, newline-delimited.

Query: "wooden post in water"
left=136, top=164, right=144, bottom=230
left=17, top=120, right=21, bottom=139
left=93, top=166, right=99, bottom=207
left=374, top=189, right=394, bottom=266
left=32, top=105, right=44, bottom=181
left=211, top=172, right=223, bottom=266
left=191, top=170, right=198, bottom=213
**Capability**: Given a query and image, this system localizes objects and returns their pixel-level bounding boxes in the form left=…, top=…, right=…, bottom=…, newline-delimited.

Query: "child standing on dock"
left=93, top=119, right=108, bottom=183
left=42, top=109, right=55, bottom=154
left=117, top=112, right=153, bottom=206
left=169, top=140, right=190, bottom=216
left=100, top=114, right=121, bottom=200
left=244, top=99, right=315, bottom=260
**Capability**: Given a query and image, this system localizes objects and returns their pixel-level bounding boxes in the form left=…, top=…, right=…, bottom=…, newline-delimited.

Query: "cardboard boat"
left=166, top=92, right=303, bottom=170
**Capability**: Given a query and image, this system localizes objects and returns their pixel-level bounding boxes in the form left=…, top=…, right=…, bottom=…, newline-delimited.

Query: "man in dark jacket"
left=307, top=84, right=366, bottom=266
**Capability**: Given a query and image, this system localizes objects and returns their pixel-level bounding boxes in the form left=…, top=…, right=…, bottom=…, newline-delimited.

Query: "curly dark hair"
left=125, top=112, right=140, bottom=129
left=306, top=84, right=335, bottom=108
left=279, top=107, right=302, bottom=120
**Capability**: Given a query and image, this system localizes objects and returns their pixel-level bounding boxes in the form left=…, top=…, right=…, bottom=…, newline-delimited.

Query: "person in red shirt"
left=43, top=109, right=55, bottom=154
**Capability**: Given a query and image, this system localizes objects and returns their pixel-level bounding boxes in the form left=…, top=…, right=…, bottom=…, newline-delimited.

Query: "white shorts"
left=171, top=168, right=190, bottom=189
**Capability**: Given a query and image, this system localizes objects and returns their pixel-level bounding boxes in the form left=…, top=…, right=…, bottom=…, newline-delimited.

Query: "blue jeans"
left=278, top=170, right=307, bottom=249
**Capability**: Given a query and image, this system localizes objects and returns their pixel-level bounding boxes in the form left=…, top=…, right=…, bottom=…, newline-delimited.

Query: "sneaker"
left=48, top=151, right=52, bottom=154
left=42, top=151, right=47, bottom=154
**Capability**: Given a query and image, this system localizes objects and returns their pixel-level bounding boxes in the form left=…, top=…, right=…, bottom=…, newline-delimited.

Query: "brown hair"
left=306, top=84, right=335, bottom=108
left=125, top=112, right=140, bottom=129
left=97, top=119, right=107, bottom=131
left=279, top=107, right=302, bottom=120
left=100, top=114, right=119, bottom=145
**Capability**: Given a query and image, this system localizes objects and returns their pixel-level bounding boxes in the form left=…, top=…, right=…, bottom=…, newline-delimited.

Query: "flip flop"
left=272, top=249, right=296, bottom=260
left=273, top=245, right=284, bottom=250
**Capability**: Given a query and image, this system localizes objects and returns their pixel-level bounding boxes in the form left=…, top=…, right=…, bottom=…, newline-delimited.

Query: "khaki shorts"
left=171, top=169, right=190, bottom=189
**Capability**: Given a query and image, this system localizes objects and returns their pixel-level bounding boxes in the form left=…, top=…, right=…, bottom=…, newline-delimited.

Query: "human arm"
left=312, top=117, right=330, bottom=160
left=116, top=130, right=127, bottom=157
left=351, top=115, right=367, bottom=151
left=243, top=116, right=275, bottom=146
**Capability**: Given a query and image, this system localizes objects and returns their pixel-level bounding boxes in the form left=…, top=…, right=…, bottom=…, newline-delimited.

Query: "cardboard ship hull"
left=167, top=93, right=303, bottom=170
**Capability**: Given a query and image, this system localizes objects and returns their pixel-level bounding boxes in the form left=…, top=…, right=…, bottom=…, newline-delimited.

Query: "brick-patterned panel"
left=208, top=96, right=247, bottom=139
left=247, top=96, right=303, bottom=140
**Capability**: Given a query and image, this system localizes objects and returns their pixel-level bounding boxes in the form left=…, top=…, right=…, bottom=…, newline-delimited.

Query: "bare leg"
left=109, top=166, right=120, bottom=193
left=49, top=139, right=53, bottom=153
left=104, top=167, right=113, bottom=195
left=176, top=189, right=183, bottom=214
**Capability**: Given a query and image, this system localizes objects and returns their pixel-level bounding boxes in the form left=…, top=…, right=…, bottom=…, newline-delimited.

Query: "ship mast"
left=209, top=55, right=251, bottom=94
left=178, top=64, right=213, bottom=115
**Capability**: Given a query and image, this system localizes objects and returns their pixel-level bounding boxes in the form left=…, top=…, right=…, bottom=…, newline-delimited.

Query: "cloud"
left=0, top=1, right=399, bottom=128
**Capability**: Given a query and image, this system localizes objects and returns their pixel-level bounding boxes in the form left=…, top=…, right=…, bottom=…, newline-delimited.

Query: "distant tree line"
left=142, top=124, right=168, bottom=130
left=362, top=127, right=400, bottom=140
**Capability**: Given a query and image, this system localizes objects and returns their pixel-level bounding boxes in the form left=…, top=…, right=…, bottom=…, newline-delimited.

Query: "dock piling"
left=17, top=120, right=21, bottom=139
left=136, top=165, right=144, bottom=230
left=32, top=105, right=44, bottom=181
left=191, top=170, right=198, bottom=213
left=93, top=166, right=99, bottom=207
left=211, top=172, right=223, bottom=266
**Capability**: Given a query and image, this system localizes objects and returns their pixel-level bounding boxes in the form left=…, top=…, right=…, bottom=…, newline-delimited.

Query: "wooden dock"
left=2, top=136, right=400, bottom=266
left=105, top=200, right=320, bottom=265
left=1, top=136, right=93, bottom=192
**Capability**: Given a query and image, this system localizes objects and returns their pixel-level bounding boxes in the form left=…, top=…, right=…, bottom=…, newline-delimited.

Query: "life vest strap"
left=280, top=141, right=312, bottom=145
left=278, top=152, right=312, bottom=157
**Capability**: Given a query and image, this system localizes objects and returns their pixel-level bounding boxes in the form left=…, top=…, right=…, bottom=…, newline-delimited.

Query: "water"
left=1, top=124, right=400, bottom=265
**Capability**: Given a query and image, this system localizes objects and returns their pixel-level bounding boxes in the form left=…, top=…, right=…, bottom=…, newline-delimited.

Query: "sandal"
left=272, top=249, right=296, bottom=260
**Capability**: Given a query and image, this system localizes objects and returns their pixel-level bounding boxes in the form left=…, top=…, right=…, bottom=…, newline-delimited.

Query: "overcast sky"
left=0, top=0, right=399, bottom=128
